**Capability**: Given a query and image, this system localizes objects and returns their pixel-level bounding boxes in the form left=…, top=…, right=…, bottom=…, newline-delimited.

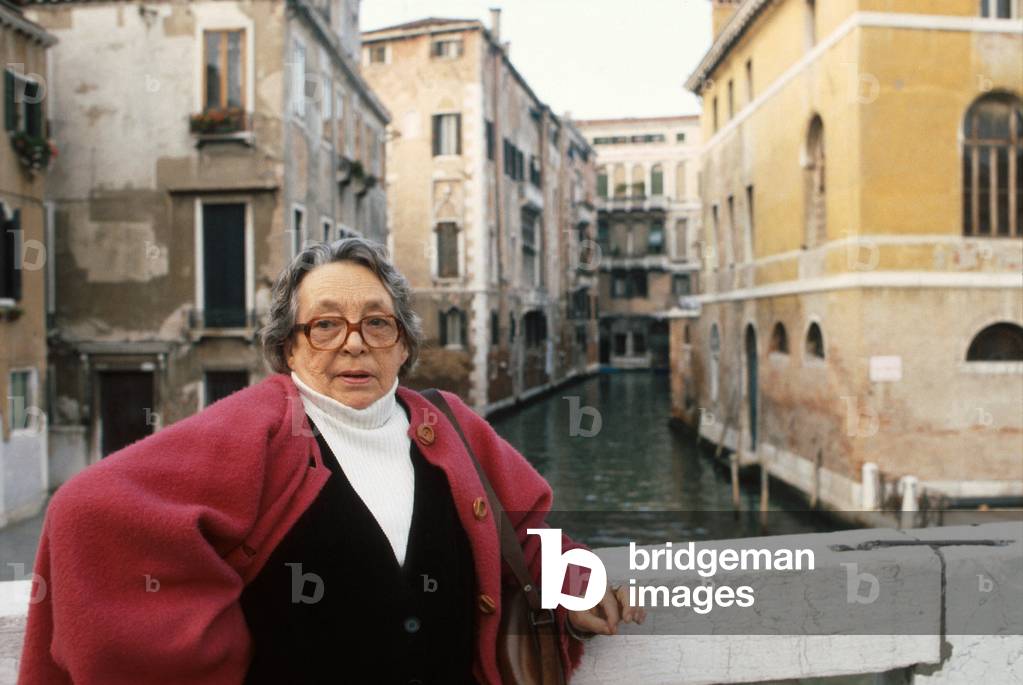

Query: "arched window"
left=804, top=115, right=826, bottom=248
left=439, top=307, right=467, bottom=348
left=597, top=166, right=609, bottom=198
left=650, top=164, right=664, bottom=196
left=770, top=322, right=789, bottom=354
left=675, top=161, right=687, bottom=199
left=709, top=323, right=721, bottom=402
left=966, top=322, right=1023, bottom=361
left=962, top=93, right=1022, bottom=237
left=490, top=310, right=499, bottom=346
left=631, top=164, right=645, bottom=198
left=684, top=324, right=691, bottom=344
left=613, top=165, right=627, bottom=198
left=805, top=321, right=825, bottom=359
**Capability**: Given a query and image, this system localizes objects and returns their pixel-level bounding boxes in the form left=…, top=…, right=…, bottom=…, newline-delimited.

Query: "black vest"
left=240, top=398, right=479, bottom=685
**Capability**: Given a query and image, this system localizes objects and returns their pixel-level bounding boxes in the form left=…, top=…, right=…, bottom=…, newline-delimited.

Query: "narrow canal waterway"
left=491, top=370, right=839, bottom=548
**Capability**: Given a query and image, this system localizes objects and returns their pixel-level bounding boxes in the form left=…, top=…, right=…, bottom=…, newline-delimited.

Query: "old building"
left=0, top=0, right=54, bottom=527
left=575, top=116, right=702, bottom=369
left=673, top=0, right=1023, bottom=513
left=23, top=0, right=389, bottom=471
left=361, top=12, right=598, bottom=413
left=1, top=0, right=55, bottom=527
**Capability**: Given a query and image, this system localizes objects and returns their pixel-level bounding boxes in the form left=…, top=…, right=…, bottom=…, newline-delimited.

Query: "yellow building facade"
left=672, top=0, right=1023, bottom=514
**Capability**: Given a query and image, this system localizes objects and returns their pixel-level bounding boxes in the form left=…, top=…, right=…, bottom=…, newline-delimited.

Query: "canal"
left=491, top=370, right=840, bottom=548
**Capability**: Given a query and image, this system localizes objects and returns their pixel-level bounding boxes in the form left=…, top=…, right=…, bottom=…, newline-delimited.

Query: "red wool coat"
left=17, top=374, right=586, bottom=684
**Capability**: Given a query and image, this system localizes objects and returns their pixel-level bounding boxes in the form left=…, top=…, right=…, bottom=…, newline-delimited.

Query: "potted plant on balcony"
left=9, top=131, right=57, bottom=172
left=351, top=160, right=377, bottom=196
left=189, top=107, right=247, bottom=135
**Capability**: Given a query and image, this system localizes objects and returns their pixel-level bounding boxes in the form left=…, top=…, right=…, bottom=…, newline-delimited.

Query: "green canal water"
left=491, top=370, right=841, bottom=548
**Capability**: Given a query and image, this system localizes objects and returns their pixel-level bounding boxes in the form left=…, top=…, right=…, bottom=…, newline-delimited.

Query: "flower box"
left=189, top=108, right=248, bottom=135
left=8, top=131, right=57, bottom=172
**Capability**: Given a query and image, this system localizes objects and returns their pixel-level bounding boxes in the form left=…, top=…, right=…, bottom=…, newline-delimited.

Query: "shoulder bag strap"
left=419, top=388, right=545, bottom=613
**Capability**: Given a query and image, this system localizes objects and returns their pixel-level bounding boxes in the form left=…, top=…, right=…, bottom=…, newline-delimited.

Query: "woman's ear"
left=284, top=338, right=295, bottom=371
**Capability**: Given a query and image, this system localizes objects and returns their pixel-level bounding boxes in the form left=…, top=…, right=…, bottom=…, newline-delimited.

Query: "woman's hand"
left=567, top=584, right=646, bottom=636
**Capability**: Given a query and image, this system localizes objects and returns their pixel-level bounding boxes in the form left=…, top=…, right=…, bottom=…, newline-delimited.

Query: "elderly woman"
left=18, top=237, right=643, bottom=685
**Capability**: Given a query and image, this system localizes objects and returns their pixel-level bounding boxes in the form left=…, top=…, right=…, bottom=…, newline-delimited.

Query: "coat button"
left=472, top=496, right=488, bottom=520
left=416, top=424, right=435, bottom=446
left=403, top=616, right=421, bottom=633
left=478, top=593, right=496, bottom=614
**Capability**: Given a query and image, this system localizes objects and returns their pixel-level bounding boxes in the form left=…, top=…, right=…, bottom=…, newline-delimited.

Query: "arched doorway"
left=745, top=324, right=758, bottom=450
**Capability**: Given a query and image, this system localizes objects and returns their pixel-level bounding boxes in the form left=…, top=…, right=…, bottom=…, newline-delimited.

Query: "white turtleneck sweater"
left=291, top=372, right=414, bottom=566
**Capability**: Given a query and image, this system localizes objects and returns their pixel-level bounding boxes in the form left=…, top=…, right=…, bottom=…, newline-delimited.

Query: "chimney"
left=711, top=0, right=742, bottom=39
left=490, top=8, right=501, bottom=43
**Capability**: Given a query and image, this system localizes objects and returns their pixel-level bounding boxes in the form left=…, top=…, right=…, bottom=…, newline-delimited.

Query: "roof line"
left=288, top=0, right=390, bottom=122
left=361, top=19, right=549, bottom=113
left=0, top=0, right=57, bottom=46
left=574, top=114, right=700, bottom=126
left=684, top=0, right=774, bottom=93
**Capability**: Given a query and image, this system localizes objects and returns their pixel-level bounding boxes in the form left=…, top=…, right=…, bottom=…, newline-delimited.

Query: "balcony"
left=337, top=157, right=378, bottom=196
left=8, top=131, right=57, bottom=174
left=189, top=108, right=254, bottom=147
left=187, top=308, right=260, bottom=340
left=520, top=181, right=544, bottom=211
left=600, top=194, right=668, bottom=214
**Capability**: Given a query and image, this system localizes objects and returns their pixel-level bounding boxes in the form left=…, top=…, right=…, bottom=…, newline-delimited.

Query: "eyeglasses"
left=293, top=315, right=403, bottom=351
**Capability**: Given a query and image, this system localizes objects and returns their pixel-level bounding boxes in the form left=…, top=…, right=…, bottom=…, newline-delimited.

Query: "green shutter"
left=11, top=210, right=22, bottom=301
left=4, top=70, right=17, bottom=131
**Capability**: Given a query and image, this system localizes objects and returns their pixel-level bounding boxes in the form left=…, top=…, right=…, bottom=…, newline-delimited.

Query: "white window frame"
left=8, top=367, right=41, bottom=435
left=193, top=198, right=255, bottom=330
left=192, top=8, right=255, bottom=120
left=366, top=43, right=388, bottom=64
left=321, top=72, right=332, bottom=120
left=290, top=39, right=307, bottom=119
left=291, top=203, right=306, bottom=257
left=433, top=112, right=461, bottom=157
left=431, top=38, right=464, bottom=59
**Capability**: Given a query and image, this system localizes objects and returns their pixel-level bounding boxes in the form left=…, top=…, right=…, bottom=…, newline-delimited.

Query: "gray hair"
left=259, top=237, right=423, bottom=377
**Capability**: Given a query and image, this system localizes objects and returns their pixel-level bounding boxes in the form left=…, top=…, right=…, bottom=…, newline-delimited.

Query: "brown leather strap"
left=421, top=389, right=566, bottom=685
left=420, top=389, right=543, bottom=610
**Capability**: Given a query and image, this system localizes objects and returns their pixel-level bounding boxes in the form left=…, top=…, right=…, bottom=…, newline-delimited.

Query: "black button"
left=403, top=616, right=421, bottom=633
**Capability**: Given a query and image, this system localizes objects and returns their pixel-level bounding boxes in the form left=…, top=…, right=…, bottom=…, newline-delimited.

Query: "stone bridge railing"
left=2, top=522, right=1020, bottom=684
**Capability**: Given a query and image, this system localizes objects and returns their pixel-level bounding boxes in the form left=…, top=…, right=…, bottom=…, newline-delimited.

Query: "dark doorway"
left=99, top=371, right=154, bottom=457
left=205, top=370, right=249, bottom=405
left=203, top=203, right=246, bottom=327
left=649, top=319, right=670, bottom=368
left=745, top=325, right=758, bottom=450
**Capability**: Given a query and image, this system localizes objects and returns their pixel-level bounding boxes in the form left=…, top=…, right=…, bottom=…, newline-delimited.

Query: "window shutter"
left=12, top=210, right=21, bottom=300
left=4, top=70, right=16, bottom=131
left=1, top=210, right=22, bottom=300
left=459, top=310, right=467, bottom=347
left=438, top=310, right=447, bottom=346
left=455, top=114, right=462, bottom=155
left=432, top=115, right=441, bottom=156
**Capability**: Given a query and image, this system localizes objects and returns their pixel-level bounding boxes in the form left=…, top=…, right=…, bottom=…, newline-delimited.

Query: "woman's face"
left=286, top=261, right=409, bottom=409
